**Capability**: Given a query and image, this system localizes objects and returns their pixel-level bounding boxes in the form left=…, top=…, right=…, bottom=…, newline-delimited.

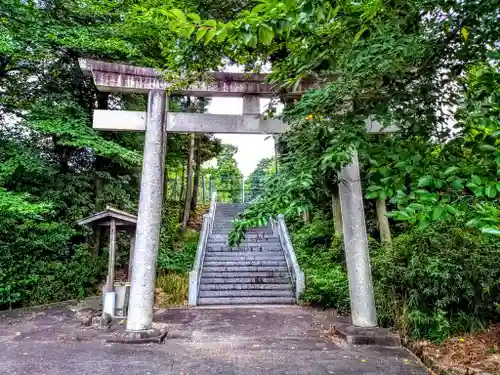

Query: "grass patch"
left=156, top=273, right=188, bottom=307
left=155, top=229, right=200, bottom=308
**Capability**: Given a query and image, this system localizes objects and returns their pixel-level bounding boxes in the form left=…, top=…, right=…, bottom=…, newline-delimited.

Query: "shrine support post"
left=126, top=90, right=168, bottom=334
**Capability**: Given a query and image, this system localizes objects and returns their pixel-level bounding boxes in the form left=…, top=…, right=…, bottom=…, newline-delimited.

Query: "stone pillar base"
left=107, top=329, right=167, bottom=344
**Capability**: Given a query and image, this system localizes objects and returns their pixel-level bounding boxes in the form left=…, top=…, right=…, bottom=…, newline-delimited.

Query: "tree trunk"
left=179, top=166, right=185, bottom=202
left=190, top=136, right=201, bottom=211
left=181, top=133, right=195, bottom=232
left=202, top=174, right=206, bottom=203
left=332, top=184, right=343, bottom=235
left=376, top=199, right=392, bottom=246
left=303, top=210, right=311, bottom=224
left=163, top=166, right=169, bottom=204
left=273, top=135, right=279, bottom=175
left=169, top=173, right=178, bottom=201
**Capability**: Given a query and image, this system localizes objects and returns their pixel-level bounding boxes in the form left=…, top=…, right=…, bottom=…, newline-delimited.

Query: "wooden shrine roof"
left=77, top=206, right=137, bottom=227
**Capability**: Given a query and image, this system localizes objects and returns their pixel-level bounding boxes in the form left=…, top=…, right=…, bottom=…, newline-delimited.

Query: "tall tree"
left=181, top=133, right=195, bottom=232
left=190, top=135, right=202, bottom=210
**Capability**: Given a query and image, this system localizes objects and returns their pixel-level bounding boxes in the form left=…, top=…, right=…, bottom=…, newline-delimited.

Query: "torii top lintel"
left=79, top=59, right=315, bottom=98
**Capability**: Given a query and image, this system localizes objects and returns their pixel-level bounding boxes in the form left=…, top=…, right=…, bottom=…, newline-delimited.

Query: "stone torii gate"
left=80, top=59, right=390, bottom=338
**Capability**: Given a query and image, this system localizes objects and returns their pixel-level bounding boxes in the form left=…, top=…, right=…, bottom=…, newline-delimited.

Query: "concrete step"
left=197, top=296, right=296, bottom=305
left=207, top=239, right=281, bottom=247
left=199, top=283, right=292, bottom=291
left=206, top=244, right=282, bottom=250
left=203, top=266, right=288, bottom=273
left=200, top=276, right=290, bottom=284
left=209, top=235, right=279, bottom=241
left=209, top=235, right=276, bottom=240
left=213, top=225, right=269, bottom=227
left=207, top=242, right=282, bottom=248
left=201, top=271, right=289, bottom=278
left=212, top=230, right=274, bottom=235
left=212, top=225, right=273, bottom=235
left=204, top=253, right=285, bottom=260
left=206, top=247, right=283, bottom=253
left=198, top=289, right=294, bottom=298
left=203, top=260, right=287, bottom=267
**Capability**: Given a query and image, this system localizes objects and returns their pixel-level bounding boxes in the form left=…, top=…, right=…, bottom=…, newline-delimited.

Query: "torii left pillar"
left=125, top=90, right=167, bottom=338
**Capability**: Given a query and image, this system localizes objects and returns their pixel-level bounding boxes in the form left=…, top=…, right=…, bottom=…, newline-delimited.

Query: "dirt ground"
left=416, top=324, right=500, bottom=374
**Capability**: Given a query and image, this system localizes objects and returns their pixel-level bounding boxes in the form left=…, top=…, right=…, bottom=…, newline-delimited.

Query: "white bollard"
left=103, top=292, right=116, bottom=317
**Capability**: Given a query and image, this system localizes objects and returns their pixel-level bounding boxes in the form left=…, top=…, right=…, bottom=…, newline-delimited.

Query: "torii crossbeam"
left=80, top=59, right=383, bottom=338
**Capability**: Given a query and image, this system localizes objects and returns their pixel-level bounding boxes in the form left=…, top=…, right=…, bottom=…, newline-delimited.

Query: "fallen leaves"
left=419, top=324, right=500, bottom=374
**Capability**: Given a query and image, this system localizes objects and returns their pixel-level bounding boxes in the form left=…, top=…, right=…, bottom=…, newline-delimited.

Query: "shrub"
left=292, top=218, right=350, bottom=312
left=372, top=222, right=500, bottom=341
left=27, top=244, right=106, bottom=306
left=301, top=265, right=350, bottom=312
left=157, top=230, right=199, bottom=272
left=0, top=213, right=106, bottom=308
left=159, top=202, right=182, bottom=253
left=291, top=216, right=500, bottom=341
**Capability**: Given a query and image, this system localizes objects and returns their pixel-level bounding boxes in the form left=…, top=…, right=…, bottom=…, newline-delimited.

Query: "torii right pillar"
left=339, top=149, right=377, bottom=327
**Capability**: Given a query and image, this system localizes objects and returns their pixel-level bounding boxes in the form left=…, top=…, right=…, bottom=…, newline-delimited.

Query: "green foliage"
left=246, top=157, right=275, bottom=202
left=27, top=244, right=107, bottom=307
left=0, top=210, right=106, bottom=308
left=209, top=144, right=243, bottom=203
left=156, top=215, right=199, bottom=307
left=157, top=240, right=198, bottom=273
left=291, top=219, right=350, bottom=313
left=157, top=201, right=199, bottom=273
left=365, top=62, right=500, bottom=235
left=301, top=266, right=350, bottom=313
left=0, top=0, right=218, bottom=309
left=1, top=0, right=498, bottom=347
left=0, top=188, right=51, bottom=218
left=372, top=222, right=500, bottom=341
left=289, top=216, right=500, bottom=341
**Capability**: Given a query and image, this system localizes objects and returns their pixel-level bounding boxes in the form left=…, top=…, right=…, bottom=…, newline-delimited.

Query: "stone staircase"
left=197, top=203, right=296, bottom=305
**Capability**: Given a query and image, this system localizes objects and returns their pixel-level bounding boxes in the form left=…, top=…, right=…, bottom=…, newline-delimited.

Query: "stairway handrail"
left=188, top=191, right=217, bottom=305
left=271, top=214, right=305, bottom=300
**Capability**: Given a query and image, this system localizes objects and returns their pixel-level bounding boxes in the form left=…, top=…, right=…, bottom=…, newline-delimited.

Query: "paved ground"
left=0, top=304, right=428, bottom=375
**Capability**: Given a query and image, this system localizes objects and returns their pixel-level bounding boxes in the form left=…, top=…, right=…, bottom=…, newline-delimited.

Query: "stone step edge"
left=200, top=278, right=291, bottom=284
left=199, top=284, right=292, bottom=290
left=197, top=297, right=296, bottom=305
left=198, top=290, right=294, bottom=297
left=203, top=267, right=288, bottom=272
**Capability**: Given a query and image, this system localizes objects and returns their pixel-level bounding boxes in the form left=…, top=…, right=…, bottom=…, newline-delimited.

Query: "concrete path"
left=0, top=305, right=428, bottom=375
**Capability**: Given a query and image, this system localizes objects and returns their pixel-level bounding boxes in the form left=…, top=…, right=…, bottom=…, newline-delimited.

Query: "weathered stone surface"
left=100, top=312, right=112, bottom=327
left=118, top=328, right=164, bottom=343
left=0, top=305, right=428, bottom=375
left=93, top=109, right=146, bottom=131
left=333, top=322, right=401, bottom=347
left=167, top=112, right=287, bottom=134
left=79, top=59, right=316, bottom=96
left=92, top=110, right=399, bottom=134
left=125, top=90, right=167, bottom=332
left=339, top=150, right=377, bottom=327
